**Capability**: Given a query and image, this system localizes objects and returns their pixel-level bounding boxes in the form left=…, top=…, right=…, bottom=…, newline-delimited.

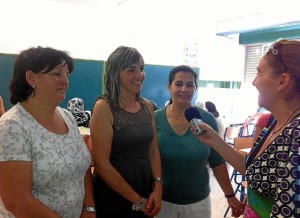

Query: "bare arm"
left=253, top=125, right=263, bottom=143
left=80, top=169, right=96, bottom=218
left=0, top=96, right=5, bottom=117
left=90, top=100, right=146, bottom=209
left=212, top=163, right=245, bottom=216
left=144, top=99, right=162, bottom=217
left=0, top=162, right=60, bottom=217
left=212, top=163, right=234, bottom=196
left=194, top=122, right=247, bottom=174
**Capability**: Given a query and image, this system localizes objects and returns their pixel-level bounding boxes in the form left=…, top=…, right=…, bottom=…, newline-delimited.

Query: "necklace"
left=272, top=105, right=300, bottom=135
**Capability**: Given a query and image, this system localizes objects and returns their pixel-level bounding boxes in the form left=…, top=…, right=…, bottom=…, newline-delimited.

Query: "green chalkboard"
left=63, top=59, right=103, bottom=111
left=0, top=53, right=199, bottom=113
left=0, top=54, right=16, bottom=111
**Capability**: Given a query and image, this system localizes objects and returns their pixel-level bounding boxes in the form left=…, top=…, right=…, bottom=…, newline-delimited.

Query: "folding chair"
left=240, top=123, right=256, bottom=137
left=224, top=137, right=253, bottom=217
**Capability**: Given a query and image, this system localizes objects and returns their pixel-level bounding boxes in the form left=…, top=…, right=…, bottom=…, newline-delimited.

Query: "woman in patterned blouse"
left=192, top=39, right=300, bottom=218
left=0, top=47, right=94, bottom=218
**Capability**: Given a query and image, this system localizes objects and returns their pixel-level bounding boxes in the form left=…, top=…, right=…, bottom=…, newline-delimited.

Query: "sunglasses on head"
left=267, top=38, right=289, bottom=71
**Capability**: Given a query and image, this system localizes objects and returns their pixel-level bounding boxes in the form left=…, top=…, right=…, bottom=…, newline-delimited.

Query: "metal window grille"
left=244, top=39, right=300, bottom=84
left=244, top=45, right=263, bottom=84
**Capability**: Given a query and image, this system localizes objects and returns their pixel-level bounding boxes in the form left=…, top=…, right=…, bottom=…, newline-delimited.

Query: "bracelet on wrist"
left=224, top=193, right=235, bottom=199
left=132, top=197, right=145, bottom=211
left=82, top=206, right=96, bottom=214
left=152, top=176, right=163, bottom=184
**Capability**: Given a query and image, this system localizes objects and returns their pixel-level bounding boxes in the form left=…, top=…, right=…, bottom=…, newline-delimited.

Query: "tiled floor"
left=210, top=170, right=230, bottom=218
left=210, top=166, right=242, bottom=218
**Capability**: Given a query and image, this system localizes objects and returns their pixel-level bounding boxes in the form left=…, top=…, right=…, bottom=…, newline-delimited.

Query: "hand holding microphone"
left=185, top=107, right=226, bottom=151
left=184, top=107, right=207, bottom=136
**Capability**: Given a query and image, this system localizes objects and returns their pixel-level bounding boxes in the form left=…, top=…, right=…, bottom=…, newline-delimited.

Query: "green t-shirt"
left=155, top=107, right=225, bottom=204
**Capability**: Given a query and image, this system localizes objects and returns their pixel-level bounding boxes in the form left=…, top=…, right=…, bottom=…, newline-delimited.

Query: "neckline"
left=119, top=101, right=143, bottom=114
left=164, top=107, right=189, bottom=136
left=246, top=112, right=300, bottom=167
left=272, top=105, right=300, bottom=135
left=18, top=103, right=69, bottom=136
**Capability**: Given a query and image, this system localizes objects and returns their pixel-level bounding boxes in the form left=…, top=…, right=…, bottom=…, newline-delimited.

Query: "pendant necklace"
left=269, top=105, right=300, bottom=139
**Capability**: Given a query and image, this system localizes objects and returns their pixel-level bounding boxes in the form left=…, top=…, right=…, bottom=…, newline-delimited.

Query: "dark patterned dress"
left=246, top=114, right=300, bottom=217
left=93, top=98, right=154, bottom=218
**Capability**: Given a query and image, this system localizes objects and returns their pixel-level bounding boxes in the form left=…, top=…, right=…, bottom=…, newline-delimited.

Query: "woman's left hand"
left=80, top=211, right=96, bottom=218
left=227, top=196, right=245, bottom=217
left=144, top=189, right=162, bottom=217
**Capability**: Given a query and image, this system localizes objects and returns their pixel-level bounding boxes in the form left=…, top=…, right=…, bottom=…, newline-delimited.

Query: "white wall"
left=0, top=0, right=240, bottom=63
left=0, top=0, right=246, bottom=79
left=2, top=0, right=293, bottom=122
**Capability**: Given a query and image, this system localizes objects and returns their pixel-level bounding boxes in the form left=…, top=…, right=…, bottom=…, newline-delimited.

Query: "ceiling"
left=216, top=8, right=300, bottom=36
left=48, top=0, right=300, bottom=30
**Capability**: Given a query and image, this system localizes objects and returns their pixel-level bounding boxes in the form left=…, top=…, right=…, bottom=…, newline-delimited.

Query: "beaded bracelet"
left=132, top=197, right=145, bottom=211
left=152, top=177, right=163, bottom=183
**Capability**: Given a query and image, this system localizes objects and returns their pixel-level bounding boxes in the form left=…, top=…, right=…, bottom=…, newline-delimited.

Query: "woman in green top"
left=155, top=65, right=244, bottom=218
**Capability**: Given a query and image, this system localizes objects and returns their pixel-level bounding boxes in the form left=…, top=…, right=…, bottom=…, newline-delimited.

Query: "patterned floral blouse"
left=0, top=103, right=91, bottom=218
left=246, top=114, right=300, bottom=217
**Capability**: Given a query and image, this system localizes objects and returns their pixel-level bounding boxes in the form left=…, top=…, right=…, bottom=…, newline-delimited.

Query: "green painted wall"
left=239, top=24, right=300, bottom=44
left=0, top=54, right=199, bottom=111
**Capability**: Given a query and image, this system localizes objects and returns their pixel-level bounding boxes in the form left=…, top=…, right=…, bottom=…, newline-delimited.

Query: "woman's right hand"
left=191, top=122, right=225, bottom=149
left=143, top=187, right=162, bottom=217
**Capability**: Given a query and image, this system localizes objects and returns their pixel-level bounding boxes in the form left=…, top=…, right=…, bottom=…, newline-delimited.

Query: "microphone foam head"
left=184, top=107, right=202, bottom=122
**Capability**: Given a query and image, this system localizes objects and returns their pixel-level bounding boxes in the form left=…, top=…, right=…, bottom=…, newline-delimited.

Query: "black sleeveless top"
left=93, top=98, right=154, bottom=218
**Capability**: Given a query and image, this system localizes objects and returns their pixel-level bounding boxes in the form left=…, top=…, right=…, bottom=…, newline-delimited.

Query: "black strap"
left=246, top=115, right=276, bottom=168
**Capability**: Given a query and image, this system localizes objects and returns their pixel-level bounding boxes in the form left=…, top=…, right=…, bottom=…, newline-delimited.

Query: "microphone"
left=184, top=107, right=207, bottom=136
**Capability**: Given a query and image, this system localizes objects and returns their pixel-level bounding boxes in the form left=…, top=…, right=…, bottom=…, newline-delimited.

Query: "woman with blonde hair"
left=91, top=46, right=162, bottom=218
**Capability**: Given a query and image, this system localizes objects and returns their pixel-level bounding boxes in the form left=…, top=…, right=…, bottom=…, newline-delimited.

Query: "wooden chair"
left=223, top=124, right=245, bottom=186
left=232, top=137, right=253, bottom=200
left=240, top=124, right=256, bottom=137
left=223, top=124, right=244, bottom=145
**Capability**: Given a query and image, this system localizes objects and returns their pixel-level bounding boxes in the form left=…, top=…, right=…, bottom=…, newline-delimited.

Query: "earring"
left=31, top=85, right=36, bottom=97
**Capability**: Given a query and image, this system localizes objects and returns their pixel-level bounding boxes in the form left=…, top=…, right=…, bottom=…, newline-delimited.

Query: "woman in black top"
left=90, top=46, right=162, bottom=218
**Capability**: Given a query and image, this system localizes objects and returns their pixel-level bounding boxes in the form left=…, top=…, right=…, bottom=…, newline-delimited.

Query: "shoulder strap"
left=142, top=98, right=153, bottom=119
left=246, top=115, right=276, bottom=167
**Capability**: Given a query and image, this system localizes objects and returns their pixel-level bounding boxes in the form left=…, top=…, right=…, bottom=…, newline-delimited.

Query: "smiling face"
left=168, top=71, right=196, bottom=107
left=252, top=56, right=280, bottom=110
left=119, top=57, right=145, bottom=97
left=28, top=61, right=70, bottom=105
